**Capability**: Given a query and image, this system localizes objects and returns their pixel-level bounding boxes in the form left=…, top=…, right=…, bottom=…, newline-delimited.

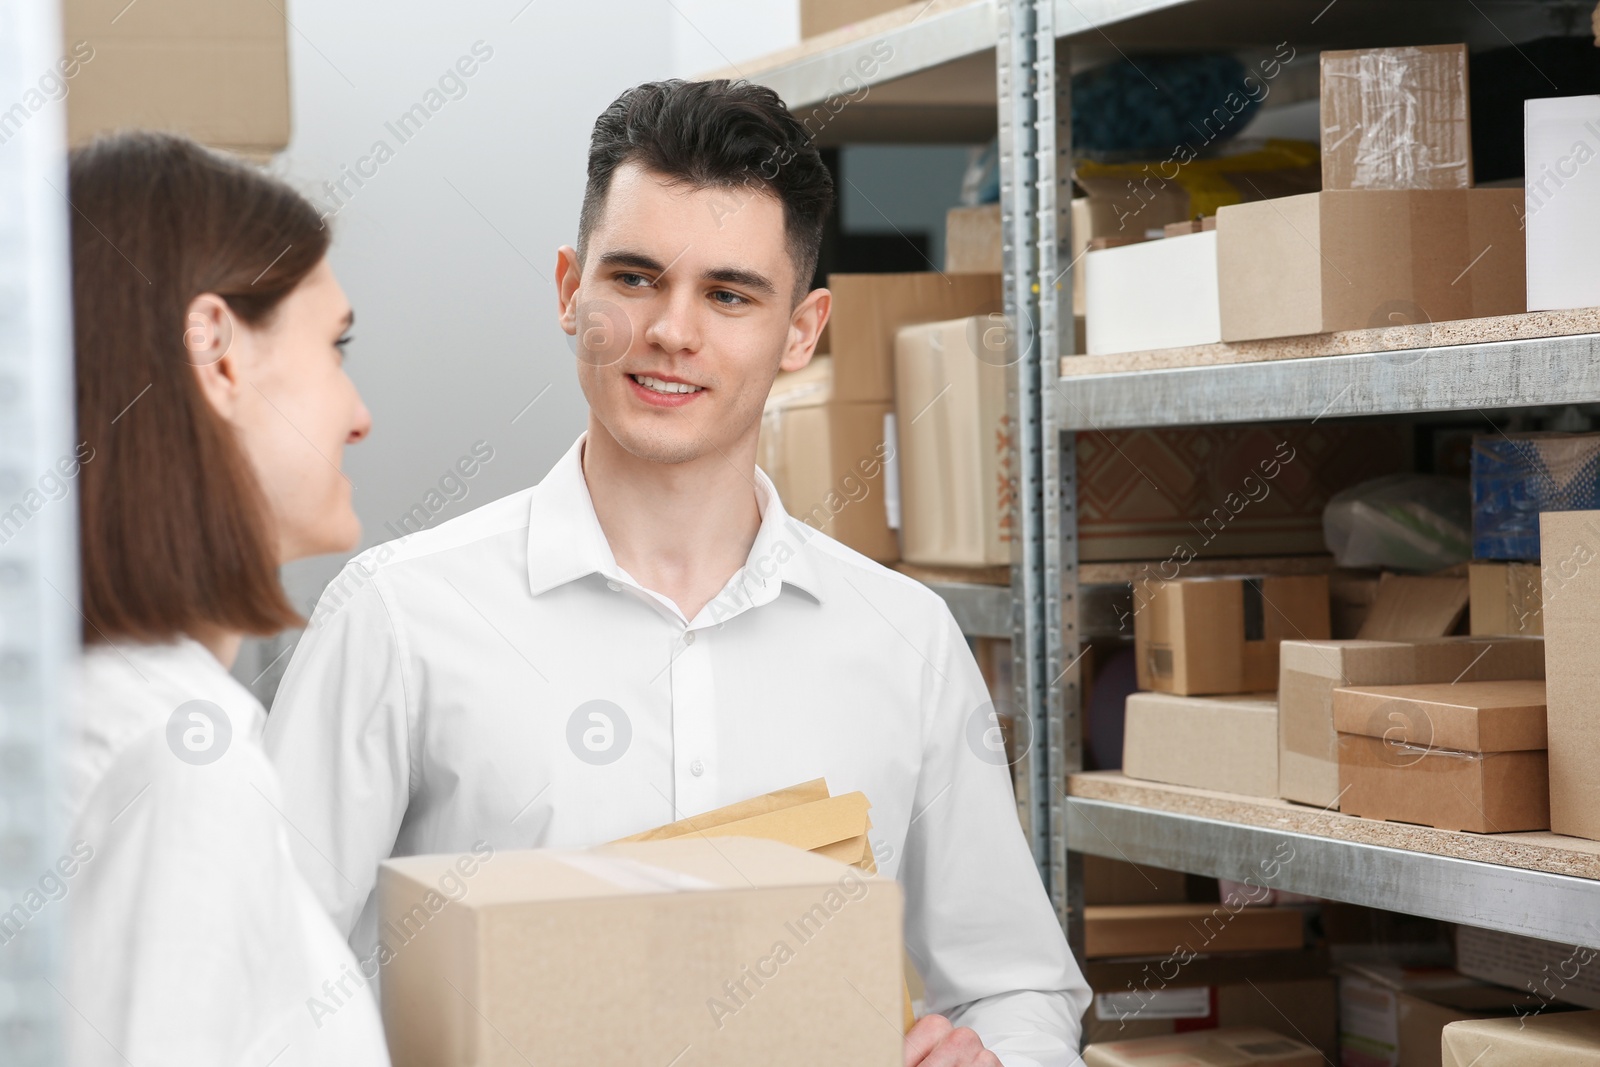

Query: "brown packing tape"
left=614, top=779, right=830, bottom=842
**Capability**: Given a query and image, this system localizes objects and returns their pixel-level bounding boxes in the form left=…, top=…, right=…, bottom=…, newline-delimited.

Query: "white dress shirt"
left=61, top=638, right=390, bottom=1067
left=264, top=433, right=1089, bottom=1066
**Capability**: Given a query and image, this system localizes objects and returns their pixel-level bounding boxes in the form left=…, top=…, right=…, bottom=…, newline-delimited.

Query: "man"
left=265, top=79, right=1089, bottom=1066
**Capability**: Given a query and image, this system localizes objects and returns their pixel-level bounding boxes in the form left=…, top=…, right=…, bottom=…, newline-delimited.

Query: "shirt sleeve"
left=899, top=606, right=1090, bottom=1067
left=263, top=561, right=413, bottom=939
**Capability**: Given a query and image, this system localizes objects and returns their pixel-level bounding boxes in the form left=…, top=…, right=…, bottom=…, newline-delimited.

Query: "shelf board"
left=1078, top=554, right=1335, bottom=586
left=1066, top=772, right=1600, bottom=948
left=1054, top=327, right=1600, bottom=430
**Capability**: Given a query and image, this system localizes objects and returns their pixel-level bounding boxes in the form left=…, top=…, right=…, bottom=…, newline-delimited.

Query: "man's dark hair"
left=578, top=79, right=834, bottom=296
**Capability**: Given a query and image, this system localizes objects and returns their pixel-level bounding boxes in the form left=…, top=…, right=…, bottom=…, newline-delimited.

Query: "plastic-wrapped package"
left=1472, top=432, right=1600, bottom=560
left=1323, top=474, right=1471, bottom=570
left=1320, top=44, right=1473, bottom=190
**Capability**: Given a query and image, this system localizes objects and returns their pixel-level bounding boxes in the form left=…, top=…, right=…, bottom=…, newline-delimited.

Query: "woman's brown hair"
left=71, top=131, right=329, bottom=643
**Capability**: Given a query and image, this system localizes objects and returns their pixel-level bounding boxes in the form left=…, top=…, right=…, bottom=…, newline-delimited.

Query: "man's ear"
left=184, top=293, right=245, bottom=421
left=780, top=287, right=830, bottom=374
left=556, top=245, right=582, bottom=335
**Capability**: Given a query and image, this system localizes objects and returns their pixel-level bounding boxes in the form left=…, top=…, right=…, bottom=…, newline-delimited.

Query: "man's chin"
left=602, top=421, right=709, bottom=466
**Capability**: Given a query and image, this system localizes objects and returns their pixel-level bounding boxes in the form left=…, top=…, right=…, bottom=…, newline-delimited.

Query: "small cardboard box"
left=1277, top=636, right=1546, bottom=809
left=1123, top=692, right=1279, bottom=797
left=380, top=838, right=903, bottom=1067
left=1525, top=96, right=1600, bottom=312
left=1333, top=680, right=1549, bottom=832
left=1085, top=231, right=1222, bottom=356
left=825, top=273, right=1002, bottom=404
left=1086, top=978, right=1336, bottom=1057
left=1539, top=509, right=1600, bottom=840
left=1455, top=925, right=1600, bottom=1011
left=1084, top=1027, right=1322, bottom=1067
left=758, top=357, right=898, bottom=563
left=1083, top=904, right=1303, bottom=959
left=1357, top=575, right=1470, bottom=641
left=1472, top=433, right=1600, bottom=561
left=894, top=317, right=1014, bottom=567
left=1320, top=45, right=1473, bottom=191
left=1216, top=190, right=1525, bottom=343
left=1442, top=1010, right=1600, bottom=1066
left=945, top=204, right=1002, bottom=273
left=64, top=0, right=290, bottom=156
left=1082, top=855, right=1188, bottom=907
left=800, top=0, right=908, bottom=37
left=1469, top=562, right=1543, bottom=636
left=1134, top=575, right=1330, bottom=696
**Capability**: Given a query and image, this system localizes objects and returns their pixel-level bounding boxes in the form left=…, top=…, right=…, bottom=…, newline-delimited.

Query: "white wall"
left=237, top=0, right=798, bottom=697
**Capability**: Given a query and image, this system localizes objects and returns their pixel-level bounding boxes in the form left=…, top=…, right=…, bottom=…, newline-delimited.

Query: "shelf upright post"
left=0, top=0, right=76, bottom=1063
left=995, top=0, right=1047, bottom=873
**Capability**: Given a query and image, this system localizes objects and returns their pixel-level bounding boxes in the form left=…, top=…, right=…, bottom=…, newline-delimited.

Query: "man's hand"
left=904, top=1014, right=1002, bottom=1067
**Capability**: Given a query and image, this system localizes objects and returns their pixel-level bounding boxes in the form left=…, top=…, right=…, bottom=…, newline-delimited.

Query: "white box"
left=1085, top=231, right=1221, bottom=356
left=1525, top=95, right=1600, bottom=311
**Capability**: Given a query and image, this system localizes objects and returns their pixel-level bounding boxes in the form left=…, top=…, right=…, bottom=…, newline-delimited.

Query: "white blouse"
left=62, top=637, right=390, bottom=1067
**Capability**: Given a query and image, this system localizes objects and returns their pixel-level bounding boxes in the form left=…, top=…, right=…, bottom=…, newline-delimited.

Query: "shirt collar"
left=525, top=433, right=826, bottom=605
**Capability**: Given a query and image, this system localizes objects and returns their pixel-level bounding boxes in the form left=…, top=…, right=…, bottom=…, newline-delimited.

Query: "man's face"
left=558, top=161, right=828, bottom=466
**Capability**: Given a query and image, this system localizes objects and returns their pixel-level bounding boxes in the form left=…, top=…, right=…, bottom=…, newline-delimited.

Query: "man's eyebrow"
left=597, top=250, right=665, bottom=272
left=705, top=266, right=778, bottom=297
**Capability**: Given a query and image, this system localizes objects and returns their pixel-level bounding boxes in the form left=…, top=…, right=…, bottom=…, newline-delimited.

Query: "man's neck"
left=581, top=417, right=763, bottom=622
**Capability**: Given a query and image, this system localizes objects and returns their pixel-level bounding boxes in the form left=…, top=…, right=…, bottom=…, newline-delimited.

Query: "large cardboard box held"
left=1442, top=1010, right=1600, bottom=1066
left=380, top=838, right=903, bottom=1067
left=1468, top=562, right=1543, bottom=636
left=1216, top=190, right=1525, bottom=343
left=759, top=357, right=898, bottom=563
left=1539, top=509, right=1600, bottom=840
left=1123, top=692, right=1279, bottom=797
left=1133, top=575, right=1330, bottom=696
left=1333, top=680, right=1550, bottom=832
left=1277, top=636, right=1546, bottom=810
left=1320, top=45, right=1473, bottom=191
left=1084, top=1027, right=1322, bottom=1067
left=1525, top=96, right=1600, bottom=313
left=826, top=272, right=1002, bottom=404
left=894, top=316, right=1014, bottom=566
left=64, top=0, right=290, bottom=156
left=1085, top=231, right=1222, bottom=356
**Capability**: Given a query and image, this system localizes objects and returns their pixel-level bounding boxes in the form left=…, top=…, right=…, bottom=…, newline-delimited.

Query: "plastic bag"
left=1323, top=474, right=1472, bottom=571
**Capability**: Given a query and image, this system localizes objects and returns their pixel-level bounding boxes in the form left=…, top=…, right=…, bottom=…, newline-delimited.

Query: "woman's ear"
left=184, top=293, right=244, bottom=420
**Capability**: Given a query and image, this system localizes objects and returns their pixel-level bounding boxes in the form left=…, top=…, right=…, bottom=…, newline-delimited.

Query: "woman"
left=62, top=131, right=388, bottom=1066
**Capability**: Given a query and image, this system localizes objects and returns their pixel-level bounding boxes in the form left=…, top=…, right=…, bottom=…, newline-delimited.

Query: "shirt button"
left=683, top=631, right=696, bottom=645
left=606, top=581, right=621, bottom=592
left=690, top=759, right=705, bottom=777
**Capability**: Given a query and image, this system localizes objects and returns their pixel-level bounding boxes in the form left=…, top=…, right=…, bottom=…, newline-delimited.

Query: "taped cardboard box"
left=380, top=837, right=903, bottom=1067
left=758, top=357, right=898, bottom=563
left=1525, top=96, right=1600, bottom=312
left=1085, top=231, right=1222, bottom=356
left=1083, top=904, right=1303, bottom=959
left=1216, top=189, right=1524, bottom=343
left=1276, top=636, right=1545, bottom=809
left=1084, top=1027, right=1321, bottom=1067
left=894, top=317, right=1014, bottom=567
left=1123, top=692, right=1279, bottom=797
left=1133, top=575, right=1330, bottom=696
left=1077, top=422, right=1411, bottom=563
left=64, top=0, right=290, bottom=156
left=1454, top=925, right=1600, bottom=1011
left=1333, top=680, right=1549, bottom=833
left=1539, top=509, right=1600, bottom=840
left=1085, top=977, right=1336, bottom=1056
left=1472, top=432, right=1600, bottom=561
left=1441, top=1010, right=1600, bottom=1066
left=1320, top=45, right=1473, bottom=191
left=1468, top=562, right=1543, bottom=636
left=826, top=273, right=1002, bottom=404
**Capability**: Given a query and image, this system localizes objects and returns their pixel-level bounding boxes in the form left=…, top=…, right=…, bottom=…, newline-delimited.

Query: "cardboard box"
left=1277, top=636, right=1546, bottom=809
left=800, top=0, right=908, bottom=37
left=1357, top=575, right=1470, bottom=641
left=1123, top=692, right=1279, bottom=797
left=1084, top=1027, right=1322, bottom=1067
left=1341, top=966, right=1557, bottom=1067
left=380, top=838, right=903, bottom=1067
left=758, top=357, right=898, bottom=562
left=1539, top=510, right=1600, bottom=840
left=825, top=273, right=1002, bottom=404
left=1525, top=96, right=1600, bottom=312
left=894, top=317, right=1014, bottom=567
left=1216, top=190, right=1525, bottom=343
left=1469, top=562, right=1543, bottom=636
left=945, top=204, right=1002, bottom=273
left=1320, top=45, right=1473, bottom=191
left=1083, top=855, right=1188, bottom=907
left=1085, top=231, right=1222, bottom=356
left=1472, top=433, right=1600, bottom=561
left=1332, top=570, right=1384, bottom=639
left=1133, top=575, right=1330, bottom=696
left=1083, top=904, right=1303, bottom=959
left=1086, top=978, right=1337, bottom=1057
left=1442, top=1011, right=1600, bottom=1066
left=1333, top=680, right=1549, bottom=832
left=1455, top=925, right=1600, bottom=1011
left=1076, top=422, right=1412, bottom=563
left=64, top=0, right=290, bottom=156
